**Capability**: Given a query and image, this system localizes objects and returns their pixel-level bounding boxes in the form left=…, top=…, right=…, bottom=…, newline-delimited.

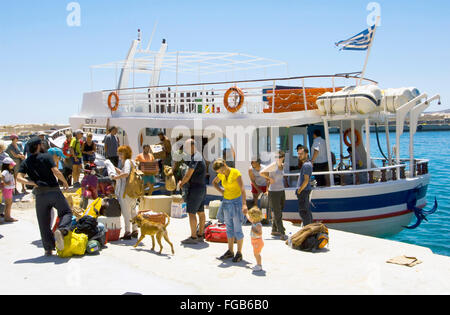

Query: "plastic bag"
left=56, top=231, right=89, bottom=258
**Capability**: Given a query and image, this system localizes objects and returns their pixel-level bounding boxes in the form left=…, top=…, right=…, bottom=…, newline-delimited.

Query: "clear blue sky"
left=1, top=0, right=449, bottom=125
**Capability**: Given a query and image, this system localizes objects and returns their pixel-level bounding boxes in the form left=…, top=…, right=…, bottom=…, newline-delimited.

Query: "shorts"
left=186, top=186, right=206, bottom=214
left=251, top=184, right=267, bottom=195
left=251, top=238, right=264, bottom=255
left=71, top=157, right=82, bottom=165
left=2, top=188, right=13, bottom=200
left=143, top=175, right=156, bottom=185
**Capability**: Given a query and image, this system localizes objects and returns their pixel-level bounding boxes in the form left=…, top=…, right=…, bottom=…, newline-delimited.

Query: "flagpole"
left=358, top=16, right=380, bottom=86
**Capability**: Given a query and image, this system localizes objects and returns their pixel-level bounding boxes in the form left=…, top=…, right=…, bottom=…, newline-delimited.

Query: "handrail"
left=102, top=73, right=378, bottom=93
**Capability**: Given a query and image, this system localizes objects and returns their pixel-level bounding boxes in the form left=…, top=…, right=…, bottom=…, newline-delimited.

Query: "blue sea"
left=325, top=130, right=450, bottom=257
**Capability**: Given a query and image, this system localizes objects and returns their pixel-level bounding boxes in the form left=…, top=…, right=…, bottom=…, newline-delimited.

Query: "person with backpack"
left=111, top=145, right=138, bottom=240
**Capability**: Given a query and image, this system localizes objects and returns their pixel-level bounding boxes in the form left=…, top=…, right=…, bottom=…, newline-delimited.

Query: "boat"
left=55, top=31, right=440, bottom=238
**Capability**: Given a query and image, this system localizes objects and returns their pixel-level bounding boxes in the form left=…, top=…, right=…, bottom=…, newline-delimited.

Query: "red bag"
left=204, top=223, right=228, bottom=243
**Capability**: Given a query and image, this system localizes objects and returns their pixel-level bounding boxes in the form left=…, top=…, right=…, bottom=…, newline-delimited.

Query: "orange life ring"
left=108, top=92, right=119, bottom=112
left=343, top=128, right=362, bottom=147
left=223, top=87, right=244, bottom=113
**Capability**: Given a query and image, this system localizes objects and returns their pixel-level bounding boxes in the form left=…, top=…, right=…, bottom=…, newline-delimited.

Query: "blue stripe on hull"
left=205, top=185, right=428, bottom=214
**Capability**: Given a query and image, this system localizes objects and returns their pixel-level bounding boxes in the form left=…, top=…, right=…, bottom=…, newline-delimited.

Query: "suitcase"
left=204, top=223, right=228, bottom=243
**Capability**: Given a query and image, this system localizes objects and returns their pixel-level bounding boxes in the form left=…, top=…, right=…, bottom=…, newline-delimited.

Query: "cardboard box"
left=171, top=202, right=187, bottom=218
left=139, top=195, right=173, bottom=216
left=150, top=144, right=165, bottom=160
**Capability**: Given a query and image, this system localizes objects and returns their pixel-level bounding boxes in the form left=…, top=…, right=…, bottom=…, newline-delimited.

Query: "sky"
left=1, top=0, right=449, bottom=125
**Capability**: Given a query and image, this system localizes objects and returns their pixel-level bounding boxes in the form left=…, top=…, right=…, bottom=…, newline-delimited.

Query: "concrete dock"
left=1, top=198, right=450, bottom=295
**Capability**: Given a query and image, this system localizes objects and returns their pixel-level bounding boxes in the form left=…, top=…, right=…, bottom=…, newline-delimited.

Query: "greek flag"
left=336, top=25, right=376, bottom=51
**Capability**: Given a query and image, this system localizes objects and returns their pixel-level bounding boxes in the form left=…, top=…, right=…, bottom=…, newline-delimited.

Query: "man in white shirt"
left=310, top=129, right=329, bottom=186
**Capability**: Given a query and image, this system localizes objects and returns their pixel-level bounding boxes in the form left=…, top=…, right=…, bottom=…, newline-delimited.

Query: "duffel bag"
left=204, top=223, right=228, bottom=243
left=56, top=231, right=89, bottom=258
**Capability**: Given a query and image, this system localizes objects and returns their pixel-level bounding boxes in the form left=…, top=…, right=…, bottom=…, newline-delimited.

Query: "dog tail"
left=164, top=213, right=170, bottom=228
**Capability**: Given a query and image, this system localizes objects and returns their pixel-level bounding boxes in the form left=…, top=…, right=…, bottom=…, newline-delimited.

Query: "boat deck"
left=1, top=199, right=449, bottom=295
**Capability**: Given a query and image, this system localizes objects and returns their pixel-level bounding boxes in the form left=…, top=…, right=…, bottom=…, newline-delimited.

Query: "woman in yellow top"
left=212, top=158, right=248, bottom=263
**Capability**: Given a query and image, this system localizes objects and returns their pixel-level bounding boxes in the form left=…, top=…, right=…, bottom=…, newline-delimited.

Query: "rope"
left=374, top=123, right=388, bottom=160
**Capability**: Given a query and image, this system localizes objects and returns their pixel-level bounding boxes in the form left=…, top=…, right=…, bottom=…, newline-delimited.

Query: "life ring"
left=108, top=92, right=119, bottom=112
left=343, top=128, right=362, bottom=147
left=223, top=87, right=244, bottom=113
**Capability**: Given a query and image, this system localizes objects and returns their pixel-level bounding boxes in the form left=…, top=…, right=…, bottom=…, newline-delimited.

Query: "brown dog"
left=163, top=165, right=176, bottom=192
left=130, top=213, right=174, bottom=255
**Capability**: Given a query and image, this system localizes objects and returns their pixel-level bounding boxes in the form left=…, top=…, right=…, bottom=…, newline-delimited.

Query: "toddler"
left=246, top=206, right=264, bottom=271
left=1, top=158, right=18, bottom=222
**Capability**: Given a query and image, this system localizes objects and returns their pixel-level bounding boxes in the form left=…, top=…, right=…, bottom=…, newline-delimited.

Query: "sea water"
left=326, top=130, right=450, bottom=257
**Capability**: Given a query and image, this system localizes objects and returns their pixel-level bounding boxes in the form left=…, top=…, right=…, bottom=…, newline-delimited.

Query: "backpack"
left=290, top=223, right=329, bottom=252
left=103, top=197, right=121, bottom=217
left=204, top=223, right=228, bottom=243
left=74, top=216, right=99, bottom=240
left=124, top=162, right=144, bottom=199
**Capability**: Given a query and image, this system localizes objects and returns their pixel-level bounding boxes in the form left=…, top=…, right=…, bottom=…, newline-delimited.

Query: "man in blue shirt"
left=296, top=145, right=313, bottom=226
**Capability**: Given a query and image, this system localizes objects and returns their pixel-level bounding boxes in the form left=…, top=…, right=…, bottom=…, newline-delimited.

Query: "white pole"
left=323, top=119, right=334, bottom=186
left=365, top=118, right=371, bottom=170
left=351, top=120, right=356, bottom=184
left=358, top=16, right=380, bottom=86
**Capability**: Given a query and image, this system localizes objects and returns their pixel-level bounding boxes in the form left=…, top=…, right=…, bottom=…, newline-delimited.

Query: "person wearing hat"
left=6, top=134, right=26, bottom=194
left=16, top=137, right=73, bottom=256
left=1, top=157, right=18, bottom=222
left=38, top=131, right=50, bottom=153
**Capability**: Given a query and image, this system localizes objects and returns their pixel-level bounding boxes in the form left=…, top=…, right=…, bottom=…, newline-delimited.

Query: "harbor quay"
left=1, top=199, right=449, bottom=295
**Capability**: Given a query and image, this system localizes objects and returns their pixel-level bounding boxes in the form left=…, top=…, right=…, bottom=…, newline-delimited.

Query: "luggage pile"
left=287, top=223, right=329, bottom=252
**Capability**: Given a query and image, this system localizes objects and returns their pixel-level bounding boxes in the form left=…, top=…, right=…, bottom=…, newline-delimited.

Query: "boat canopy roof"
left=91, top=50, right=287, bottom=76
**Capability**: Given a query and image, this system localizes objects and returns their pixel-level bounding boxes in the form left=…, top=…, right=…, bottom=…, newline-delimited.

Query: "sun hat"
left=48, top=147, right=67, bottom=159
left=38, top=131, right=46, bottom=136
left=10, top=134, right=18, bottom=140
left=2, top=157, right=16, bottom=167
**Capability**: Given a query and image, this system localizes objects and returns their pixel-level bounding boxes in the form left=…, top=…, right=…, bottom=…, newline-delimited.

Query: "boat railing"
left=103, top=73, right=377, bottom=115
left=49, top=127, right=72, bottom=141
left=284, top=158, right=429, bottom=187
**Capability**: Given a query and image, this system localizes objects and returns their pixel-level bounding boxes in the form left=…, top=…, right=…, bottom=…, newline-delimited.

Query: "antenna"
left=146, top=20, right=159, bottom=52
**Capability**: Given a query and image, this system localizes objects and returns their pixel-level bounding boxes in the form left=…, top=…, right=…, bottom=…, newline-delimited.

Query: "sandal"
left=4, top=218, right=18, bottom=223
left=120, top=232, right=132, bottom=240
left=219, top=250, right=234, bottom=260
left=131, top=231, right=139, bottom=238
left=232, top=251, right=243, bottom=263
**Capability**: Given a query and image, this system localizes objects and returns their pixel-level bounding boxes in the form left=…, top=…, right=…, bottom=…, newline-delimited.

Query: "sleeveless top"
left=251, top=165, right=267, bottom=186
left=251, top=222, right=263, bottom=239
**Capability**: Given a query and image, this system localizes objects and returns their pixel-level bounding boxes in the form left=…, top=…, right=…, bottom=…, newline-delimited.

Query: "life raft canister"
left=108, top=92, right=119, bottom=112
left=223, top=87, right=244, bottom=113
left=343, top=128, right=362, bottom=147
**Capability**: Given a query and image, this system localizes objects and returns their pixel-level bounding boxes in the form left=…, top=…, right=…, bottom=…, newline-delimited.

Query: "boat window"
left=146, top=128, right=164, bottom=137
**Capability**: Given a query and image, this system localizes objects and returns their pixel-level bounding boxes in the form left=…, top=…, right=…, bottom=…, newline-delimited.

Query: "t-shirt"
left=104, top=134, right=119, bottom=158
left=296, top=160, right=313, bottom=191
left=70, top=138, right=82, bottom=158
left=186, top=152, right=206, bottom=189
left=312, top=137, right=328, bottom=164
left=6, top=144, right=21, bottom=162
left=1, top=170, right=15, bottom=190
left=268, top=168, right=285, bottom=192
left=217, top=168, right=242, bottom=200
left=18, top=153, right=58, bottom=188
